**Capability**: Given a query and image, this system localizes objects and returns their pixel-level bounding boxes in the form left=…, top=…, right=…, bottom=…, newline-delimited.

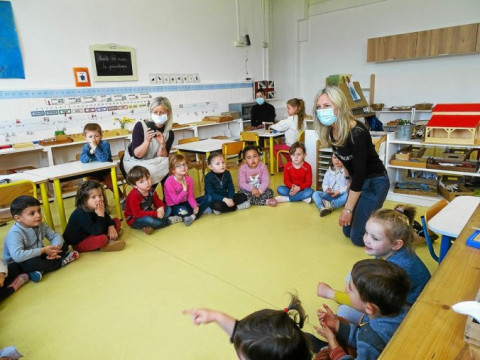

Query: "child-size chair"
left=275, top=130, right=305, bottom=172
left=420, top=198, right=449, bottom=263
left=0, top=180, right=37, bottom=225
left=176, top=137, right=204, bottom=187
left=222, top=141, right=244, bottom=172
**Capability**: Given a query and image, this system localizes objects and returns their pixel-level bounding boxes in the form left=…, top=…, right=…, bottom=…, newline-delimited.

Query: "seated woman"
left=122, top=96, right=175, bottom=187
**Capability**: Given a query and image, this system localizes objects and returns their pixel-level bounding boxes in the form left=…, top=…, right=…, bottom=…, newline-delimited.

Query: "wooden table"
left=0, top=172, right=54, bottom=229
left=174, top=138, right=234, bottom=159
left=24, top=161, right=121, bottom=231
left=380, top=204, right=480, bottom=359
left=253, top=130, right=285, bottom=175
left=428, top=196, right=480, bottom=261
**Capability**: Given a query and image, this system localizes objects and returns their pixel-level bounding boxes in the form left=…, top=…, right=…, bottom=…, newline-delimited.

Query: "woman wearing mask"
left=313, top=86, right=389, bottom=247
left=250, top=89, right=276, bottom=129
left=122, top=96, right=174, bottom=186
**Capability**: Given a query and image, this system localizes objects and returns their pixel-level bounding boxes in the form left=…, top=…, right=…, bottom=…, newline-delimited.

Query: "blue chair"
left=420, top=198, right=449, bottom=263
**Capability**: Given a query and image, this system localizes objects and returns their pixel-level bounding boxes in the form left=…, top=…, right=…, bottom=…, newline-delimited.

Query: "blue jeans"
left=277, top=186, right=314, bottom=202
left=170, top=194, right=211, bottom=219
left=343, top=174, right=389, bottom=246
left=312, top=191, right=348, bottom=209
left=131, top=206, right=172, bottom=229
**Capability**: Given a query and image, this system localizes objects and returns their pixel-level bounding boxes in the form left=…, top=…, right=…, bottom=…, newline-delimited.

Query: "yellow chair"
left=176, top=137, right=204, bottom=186
left=275, top=130, right=305, bottom=172
left=222, top=141, right=244, bottom=171
left=240, top=131, right=260, bottom=148
left=0, top=180, right=38, bottom=225
left=420, top=198, right=449, bottom=263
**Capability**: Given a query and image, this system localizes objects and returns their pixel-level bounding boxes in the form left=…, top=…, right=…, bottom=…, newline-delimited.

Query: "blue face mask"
left=255, top=97, right=265, bottom=105
left=316, top=108, right=337, bottom=126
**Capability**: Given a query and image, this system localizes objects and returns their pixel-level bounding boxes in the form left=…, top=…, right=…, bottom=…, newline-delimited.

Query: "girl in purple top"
left=238, top=145, right=277, bottom=207
left=163, top=154, right=211, bottom=226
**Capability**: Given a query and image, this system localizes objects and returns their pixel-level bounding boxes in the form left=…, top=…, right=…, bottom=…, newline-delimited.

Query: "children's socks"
left=28, top=271, right=43, bottom=282
left=237, top=201, right=251, bottom=210
left=9, top=273, right=29, bottom=291
left=143, top=226, right=154, bottom=235
left=168, top=216, right=183, bottom=225
left=275, top=195, right=290, bottom=203
left=183, top=214, right=196, bottom=226
left=61, top=250, right=79, bottom=267
left=265, top=199, right=277, bottom=207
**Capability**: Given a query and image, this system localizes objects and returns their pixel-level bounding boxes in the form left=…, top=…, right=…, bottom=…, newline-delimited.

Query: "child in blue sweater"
left=204, top=152, right=250, bottom=214
left=317, top=204, right=430, bottom=324
left=314, top=259, right=410, bottom=360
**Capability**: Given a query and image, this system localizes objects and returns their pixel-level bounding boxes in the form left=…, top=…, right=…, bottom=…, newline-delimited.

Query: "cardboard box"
left=202, top=115, right=233, bottom=123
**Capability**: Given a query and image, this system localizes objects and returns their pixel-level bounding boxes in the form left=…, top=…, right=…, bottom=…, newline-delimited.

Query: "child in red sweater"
left=275, top=142, right=314, bottom=203
left=124, top=166, right=182, bottom=234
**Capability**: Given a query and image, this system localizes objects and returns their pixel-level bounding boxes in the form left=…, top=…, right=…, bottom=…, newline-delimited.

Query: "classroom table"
left=380, top=204, right=480, bottom=359
left=174, top=138, right=234, bottom=159
left=0, top=172, right=54, bottom=229
left=428, top=195, right=480, bottom=262
left=252, top=130, right=285, bottom=175
left=24, top=161, right=121, bottom=231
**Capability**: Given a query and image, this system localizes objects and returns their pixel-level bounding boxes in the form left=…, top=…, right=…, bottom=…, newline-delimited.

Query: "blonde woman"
left=313, top=86, right=389, bottom=246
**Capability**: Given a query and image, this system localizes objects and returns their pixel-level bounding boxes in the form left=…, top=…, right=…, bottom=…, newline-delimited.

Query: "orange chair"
left=0, top=180, right=38, bottom=225
left=176, top=137, right=204, bottom=186
left=222, top=141, right=244, bottom=171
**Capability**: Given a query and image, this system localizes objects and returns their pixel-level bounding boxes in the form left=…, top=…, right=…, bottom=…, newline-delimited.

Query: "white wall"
left=272, top=0, right=480, bottom=113
left=2, top=0, right=265, bottom=88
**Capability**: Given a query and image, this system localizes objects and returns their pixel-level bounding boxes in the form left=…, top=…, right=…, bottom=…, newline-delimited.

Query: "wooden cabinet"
left=416, top=24, right=478, bottom=57
left=367, top=23, right=480, bottom=62
left=315, top=140, right=332, bottom=190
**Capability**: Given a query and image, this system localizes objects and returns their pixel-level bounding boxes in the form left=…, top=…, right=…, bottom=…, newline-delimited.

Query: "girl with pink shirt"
left=163, top=154, right=211, bottom=226
left=238, top=145, right=277, bottom=207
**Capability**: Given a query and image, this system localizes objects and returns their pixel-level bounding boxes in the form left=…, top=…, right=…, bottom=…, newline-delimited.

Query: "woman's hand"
left=339, top=208, right=352, bottom=226
left=145, top=128, right=157, bottom=143
left=155, top=131, right=165, bottom=146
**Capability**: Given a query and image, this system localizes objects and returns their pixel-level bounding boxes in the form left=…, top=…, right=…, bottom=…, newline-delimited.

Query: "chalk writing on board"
left=93, top=51, right=133, bottom=77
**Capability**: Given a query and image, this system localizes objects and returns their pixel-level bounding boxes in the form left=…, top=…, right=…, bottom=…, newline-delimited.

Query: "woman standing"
left=313, top=86, right=389, bottom=246
left=122, top=96, right=175, bottom=186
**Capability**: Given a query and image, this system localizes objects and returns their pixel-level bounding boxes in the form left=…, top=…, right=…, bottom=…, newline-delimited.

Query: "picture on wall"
left=89, top=44, right=137, bottom=82
left=73, top=67, right=91, bottom=87
left=254, top=80, right=275, bottom=99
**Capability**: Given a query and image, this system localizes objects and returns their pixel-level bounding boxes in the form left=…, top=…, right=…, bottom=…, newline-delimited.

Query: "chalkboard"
left=89, top=44, right=137, bottom=82
left=93, top=51, right=133, bottom=77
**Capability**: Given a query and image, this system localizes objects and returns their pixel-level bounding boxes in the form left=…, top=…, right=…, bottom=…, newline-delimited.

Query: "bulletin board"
left=89, top=44, right=137, bottom=82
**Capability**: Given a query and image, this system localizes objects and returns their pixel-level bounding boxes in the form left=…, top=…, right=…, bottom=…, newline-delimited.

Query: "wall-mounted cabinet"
left=367, top=23, right=480, bottom=62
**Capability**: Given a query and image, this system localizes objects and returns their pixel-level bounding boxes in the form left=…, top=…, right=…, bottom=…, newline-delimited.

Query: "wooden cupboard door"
left=476, top=23, right=480, bottom=52
left=417, top=24, right=477, bottom=57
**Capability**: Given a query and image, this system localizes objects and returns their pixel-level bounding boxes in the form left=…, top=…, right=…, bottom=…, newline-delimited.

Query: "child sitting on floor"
left=3, top=195, right=78, bottom=282
left=164, top=154, right=211, bottom=226
left=314, top=259, right=410, bottom=359
left=80, top=123, right=125, bottom=202
left=63, top=180, right=125, bottom=252
left=204, top=152, right=250, bottom=214
left=317, top=205, right=430, bottom=325
left=312, top=153, right=349, bottom=217
left=183, top=293, right=313, bottom=360
left=124, top=165, right=182, bottom=234
left=238, top=145, right=277, bottom=207
left=275, top=142, right=313, bottom=203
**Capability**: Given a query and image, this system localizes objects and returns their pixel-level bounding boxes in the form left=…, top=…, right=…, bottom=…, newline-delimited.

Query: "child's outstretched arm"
left=183, top=308, right=236, bottom=337
left=317, top=282, right=352, bottom=306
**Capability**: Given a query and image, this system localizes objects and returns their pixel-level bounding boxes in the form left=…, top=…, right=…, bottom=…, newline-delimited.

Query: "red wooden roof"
left=427, top=115, right=480, bottom=128
left=433, top=103, right=480, bottom=113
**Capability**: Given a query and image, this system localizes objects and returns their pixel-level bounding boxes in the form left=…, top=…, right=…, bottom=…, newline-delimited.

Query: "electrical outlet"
left=234, top=40, right=246, bottom=47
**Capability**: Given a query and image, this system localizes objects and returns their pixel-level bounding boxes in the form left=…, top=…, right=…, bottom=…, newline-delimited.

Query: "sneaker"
left=203, top=207, right=213, bottom=215
left=322, top=199, right=333, bottom=210
left=237, top=201, right=251, bottom=210
left=168, top=216, right=183, bottom=225
left=183, top=214, right=196, bottom=226
left=320, top=207, right=333, bottom=217
left=265, top=199, right=277, bottom=207
left=9, top=273, right=29, bottom=291
left=101, top=239, right=126, bottom=252
left=62, top=250, right=79, bottom=267
left=302, top=197, right=312, bottom=204
left=142, top=226, right=154, bottom=235
left=213, top=210, right=221, bottom=215
left=275, top=195, right=290, bottom=203
left=28, top=271, right=43, bottom=282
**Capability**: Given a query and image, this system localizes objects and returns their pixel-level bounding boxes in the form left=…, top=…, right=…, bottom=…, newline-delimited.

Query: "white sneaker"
left=237, top=201, right=251, bottom=210
left=275, top=196, right=290, bottom=203
left=322, top=199, right=333, bottom=210
left=302, top=197, right=312, bottom=204
left=168, top=216, right=183, bottom=225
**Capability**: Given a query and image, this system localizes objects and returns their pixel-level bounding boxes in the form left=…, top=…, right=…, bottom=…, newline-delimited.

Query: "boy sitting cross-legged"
left=124, top=165, right=182, bottom=235
left=314, top=259, right=410, bottom=360
left=3, top=196, right=79, bottom=283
